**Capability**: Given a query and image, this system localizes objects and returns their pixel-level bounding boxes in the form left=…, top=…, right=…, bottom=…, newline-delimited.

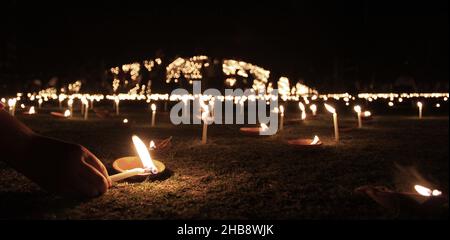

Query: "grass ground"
left=0, top=105, right=448, bottom=219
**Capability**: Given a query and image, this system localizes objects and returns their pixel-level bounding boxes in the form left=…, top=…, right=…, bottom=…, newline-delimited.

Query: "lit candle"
left=279, top=105, right=284, bottom=130
left=151, top=103, right=156, bottom=127
left=110, top=135, right=159, bottom=182
left=58, top=95, right=64, bottom=109
left=89, top=97, right=94, bottom=109
left=354, top=105, right=362, bottom=128
left=414, top=185, right=442, bottom=197
left=310, top=135, right=320, bottom=145
left=324, top=103, right=339, bottom=141
left=68, top=98, right=74, bottom=116
left=7, top=98, right=16, bottom=116
left=28, top=106, right=36, bottom=115
left=123, top=118, right=128, bottom=124
left=309, top=104, right=317, bottom=116
left=298, top=102, right=306, bottom=120
left=82, top=98, right=89, bottom=120
left=64, top=109, right=71, bottom=117
left=115, top=97, right=120, bottom=116
left=417, top=101, right=423, bottom=119
left=38, top=98, right=43, bottom=109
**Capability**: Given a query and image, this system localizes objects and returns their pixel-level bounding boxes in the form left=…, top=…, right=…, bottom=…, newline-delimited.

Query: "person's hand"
left=12, top=134, right=112, bottom=198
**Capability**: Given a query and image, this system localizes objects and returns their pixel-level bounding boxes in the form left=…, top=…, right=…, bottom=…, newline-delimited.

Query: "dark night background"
left=0, top=0, right=448, bottom=93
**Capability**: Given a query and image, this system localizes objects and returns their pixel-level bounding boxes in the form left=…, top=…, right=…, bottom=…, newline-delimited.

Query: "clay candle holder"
left=287, top=135, right=323, bottom=148
left=240, top=124, right=269, bottom=136
left=50, top=110, right=71, bottom=118
left=110, top=135, right=166, bottom=182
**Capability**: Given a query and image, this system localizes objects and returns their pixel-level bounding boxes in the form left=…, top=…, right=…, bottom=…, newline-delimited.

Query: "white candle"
left=115, top=98, right=120, bottom=115
left=298, top=102, right=306, bottom=120
left=38, top=98, right=43, bottom=109
left=417, top=102, right=423, bottom=119
left=279, top=105, right=284, bottom=130
left=354, top=105, right=362, bottom=128
left=333, top=112, right=339, bottom=141
left=201, top=105, right=209, bottom=144
left=7, top=99, right=16, bottom=116
left=68, top=99, right=74, bottom=117
left=324, top=103, right=339, bottom=142
left=83, top=99, right=89, bottom=120
left=110, top=168, right=146, bottom=182
left=310, top=104, right=317, bottom=116
left=202, top=121, right=208, bottom=144
left=151, top=103, right=156, bottom=127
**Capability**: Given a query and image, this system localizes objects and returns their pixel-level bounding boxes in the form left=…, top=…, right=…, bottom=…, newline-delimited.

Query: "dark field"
left=0, top=105, right=448, bottom=219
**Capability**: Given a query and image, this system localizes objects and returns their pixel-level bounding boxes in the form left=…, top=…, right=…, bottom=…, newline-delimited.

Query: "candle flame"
left=149, top=140, right=156, bottom=150
left=123, top=118, right=128, bottom=123
left=260, top=123, right=268, bottom=132
left=28, top=106, right=36, bottom=114
left=414, top=185, right=441, bottom=197
left=432, top=189, right=442, bottom=196
left=363, top=111, right=371, bottom=117
left=353, top=105, right=361, bottom=113
left=279, top=105, right=284, bottom=114
left=298, top=102, right=305, bottom=111
left=311, top=135, right=320, bottom=145
left=309, top=104, right=317, bottom=112
left=417, top=101, right=423, bottom=108
left=7, top=98, right=16, bottom=107
left=324, top=103, right=336, bottom=114
left=64, top=109, right=71, bottom=117
left=132, top=135, right=158, bottom=174
left=151, top=103, right=156, bottom=111
left=81, top=97, right=89, bottom=106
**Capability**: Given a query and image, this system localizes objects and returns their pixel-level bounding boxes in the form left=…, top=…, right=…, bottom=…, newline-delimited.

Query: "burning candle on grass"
left=82, top=98, right=89, bottom=120
left=68, top=98, right=74, bottom=116
left=151, top=103, right=157, bottom=127
left=64, top=109, right=71, bottom=117
left=110, top=135, right=165, bottom=182
left=7, top=98, right=16, bottom=116
left=27, top=106, right=36, bottom=115
left=298, top=102, right=306, bottom=120
left=309, top=104, right=317, bottom=116
left=354, top=105, right=362, bottom=128
left=287, top=135, right=322, bottom=147
left=114, top=97, right=120, bottom=116
left=310, top=135, right=320, bottom=145
left=414, top=185, right=442, bottom=197
left=417, top=101, right=423, bottom=119
left=201, top=104, right=212, bottom=144
left=38, top=98, right=43, bottom=109
left=324, top=103, right=339, bottom=142
left=279, top=105, right=285, bottom=130
left=58, top=95, right=64, bottom=109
